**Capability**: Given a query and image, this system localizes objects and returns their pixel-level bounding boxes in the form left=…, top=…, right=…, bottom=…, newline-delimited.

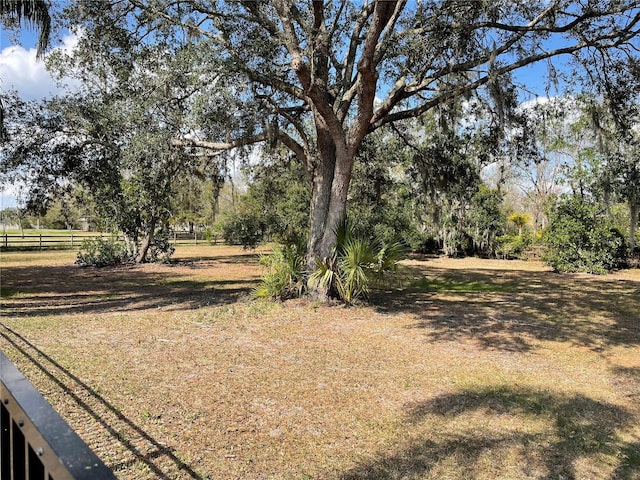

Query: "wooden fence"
left=0, top=232, right=219, bottom=251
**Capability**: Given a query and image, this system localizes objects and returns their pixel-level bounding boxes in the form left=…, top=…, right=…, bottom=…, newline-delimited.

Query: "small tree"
left=508, top=212, right=531, bottom=236
left=543, top=195, right=627, bottom=274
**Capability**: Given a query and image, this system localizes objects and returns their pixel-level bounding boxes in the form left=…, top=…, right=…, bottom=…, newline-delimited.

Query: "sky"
left=1, top=26, right=80, bottom=208
left=0, top=29, right=79, bottom=101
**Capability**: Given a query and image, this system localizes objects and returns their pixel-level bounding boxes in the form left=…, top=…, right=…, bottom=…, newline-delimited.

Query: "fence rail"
left=0, top=232, right=219, bottom=251
left=0, top=351, right=116, bottom=479
left=0, top=234, right=117, bottom=250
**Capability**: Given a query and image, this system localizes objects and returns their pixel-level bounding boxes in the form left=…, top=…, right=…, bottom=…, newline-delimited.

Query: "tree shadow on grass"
left=0, top=263, right=260, bottom=317
left=372, top=264, right=640, bottom=352
left=170, top=252, right=262, bottom=266
left=0, top=323, right=202, bottom=479
left=340, top=386, right=640, bottom=480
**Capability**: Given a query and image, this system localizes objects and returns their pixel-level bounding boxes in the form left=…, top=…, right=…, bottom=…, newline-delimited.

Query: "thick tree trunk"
left=305, top=132, right=355, bottom=290
left=307, top=130, right=336, bottom=269
left=304, top=142, right=361, bottom=302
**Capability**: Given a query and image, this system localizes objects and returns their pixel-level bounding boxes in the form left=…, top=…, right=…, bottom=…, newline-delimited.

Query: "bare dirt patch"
left=1, top=247, right=639, bottom=479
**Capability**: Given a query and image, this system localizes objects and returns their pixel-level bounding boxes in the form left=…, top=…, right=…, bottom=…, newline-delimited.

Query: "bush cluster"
left=308, top=223, right=404, bottom=304
left=221, top=211, right=266, bottom=249
left=543, top=196, right=627, bottom=274
left=254, top=243, right=306, bottom=300
left=255, top=223, right=405, bottom=304
left=496, top=232, right=533, bottom=259
left=76, top=237, right=128, bottom=267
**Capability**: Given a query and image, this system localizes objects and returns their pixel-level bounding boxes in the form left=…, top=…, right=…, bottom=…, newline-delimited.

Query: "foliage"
left=0, top=0, right=50, bottom=58
left=496, top=233, right=534, bottom=260
left=543, top=195, right=628, bottom=274
left=75, top=236, right=128, bottom=268
left=146, top=228, right=175, bottom=263
left=3, top=1, right=639, bottom=295
left=423, top=182, right=506, bottom=258
left=255, top=243, right=306, bottom=300
left=348, top=133, right=416, bottom=246
left=466, top=186, right=507, bottom=257
left=308, top=222, right=404, bottom=304
left=0, top=207, right=32, bottom=231
left=170, top=166, right=228, bottom=231
left=221, top=208, right=267, bottom=249
left=40, top=0, right=640, bottom=275
left=246, top=157, right=310, bottom=246
left=404, top=232, right=441, bottom=254
left=222, top=156, right=310, bottom=248
left=397, top=103, right=508, bottom=257
left=0, top=35, right=204, bottom=262
left=509, top=98, right=572, bottom=232
left=202, top=223, right=224, bottom=243
left=508, top=212, right=531, bottom=235
left=554, top=96, right=640, bottom=252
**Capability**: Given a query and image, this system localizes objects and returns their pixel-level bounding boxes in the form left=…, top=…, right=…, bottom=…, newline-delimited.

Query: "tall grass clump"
left=254, top=243, right=306, bottom=300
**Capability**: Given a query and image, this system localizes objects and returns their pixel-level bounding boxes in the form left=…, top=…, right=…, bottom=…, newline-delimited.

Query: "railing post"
left=39, top=234, right=42, bottom=250
left=0, top=352, right=116, bottom=479
left=3, top=234, right=6, bottom=249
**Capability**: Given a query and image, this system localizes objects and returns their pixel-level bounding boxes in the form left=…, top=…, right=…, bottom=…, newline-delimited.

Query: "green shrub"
left=309, top=222, right=404, bottom=304
left=76, top=236, right=128, bottom=267
left=496, top=232, right=533, bottom=259
left=203, top=223, right=223, bottom=243
left=543, top=196, right=628, bottom=274
left=221, top=211, right=267, bottom=248
left=254, top=243, right=306, bottom=300
left=405, top=230, right=440, bottom=254
left=147, top=229, right=175, bottom=263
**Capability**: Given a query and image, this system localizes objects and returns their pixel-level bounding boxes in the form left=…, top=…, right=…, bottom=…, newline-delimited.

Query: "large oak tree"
left=7, top=1, right=640, bottom=283
left=86, top=1, right=639, bottom=263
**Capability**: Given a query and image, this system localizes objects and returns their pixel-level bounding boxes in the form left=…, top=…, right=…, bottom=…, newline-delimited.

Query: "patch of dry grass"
left=1, top=247, right=639, bottom=479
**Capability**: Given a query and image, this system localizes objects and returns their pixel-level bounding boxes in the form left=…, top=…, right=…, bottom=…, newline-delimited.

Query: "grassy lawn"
left=1, top=246, right=639, bottom=479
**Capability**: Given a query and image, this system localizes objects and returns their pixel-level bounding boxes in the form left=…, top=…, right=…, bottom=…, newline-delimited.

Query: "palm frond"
left=0, top=0, right=51, bottom=58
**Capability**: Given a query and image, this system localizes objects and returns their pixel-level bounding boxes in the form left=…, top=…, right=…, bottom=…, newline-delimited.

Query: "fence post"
left=3, top=234, right=7, bottom=248
left=71, top=233, right=74, bottom=248
left=174, top=231, right=177, bottom=245
left=195, top=232, right=198, bottom=245
left=39, top=234, right=42, bottom=250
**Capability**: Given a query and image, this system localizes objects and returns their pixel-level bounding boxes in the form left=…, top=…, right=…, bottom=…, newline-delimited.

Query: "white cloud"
left=517, top=95, right=557, bottom=112
left=0, top=33, right=82, bottom=209
left=0, top=32, right=80, bottom=101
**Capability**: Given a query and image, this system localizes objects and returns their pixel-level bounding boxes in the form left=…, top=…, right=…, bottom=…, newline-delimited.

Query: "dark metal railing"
left=0, top=351, right=116, bottom=480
